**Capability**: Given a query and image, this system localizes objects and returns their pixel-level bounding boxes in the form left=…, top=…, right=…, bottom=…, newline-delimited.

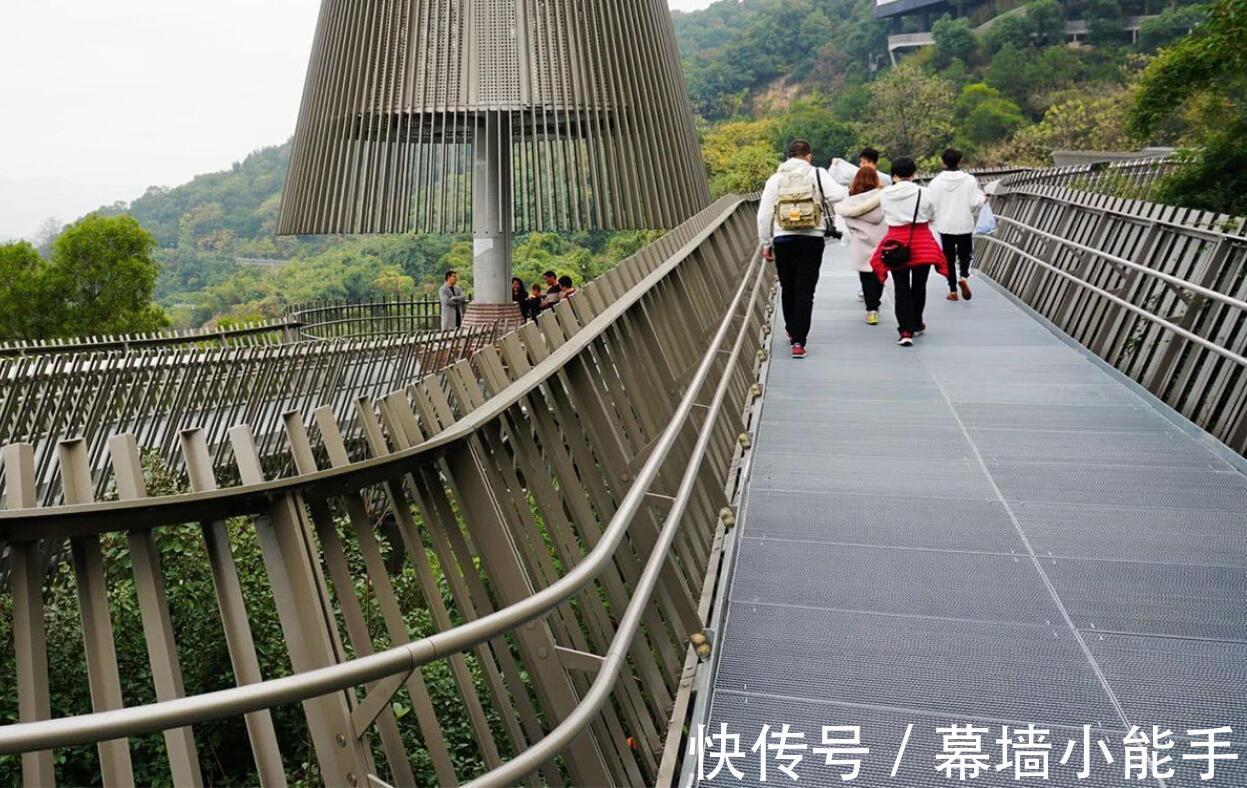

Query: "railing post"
left=228, top=426, right=374, bottom=788
left=3, top=444, right=56, bottom=788
left=109, top=434, right=205, bottom=788
left=179, top=429, right=288, bottom=787
left=442, top=443, right=614, bottom=786
left=57, top=438, right=136, bottom=788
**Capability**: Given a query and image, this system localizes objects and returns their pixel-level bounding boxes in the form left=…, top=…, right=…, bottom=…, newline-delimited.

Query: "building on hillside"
left=875, top=0, right=1159, bottom=63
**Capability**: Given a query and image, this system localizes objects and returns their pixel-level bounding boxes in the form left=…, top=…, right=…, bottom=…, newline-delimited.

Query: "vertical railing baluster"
left=178, top=429, right=288, bottom=787
left=107, top=434, right=204, bottom=787
left=3, top=443, right=56, bottom=787
left=57, top=438, right=135, bottom=787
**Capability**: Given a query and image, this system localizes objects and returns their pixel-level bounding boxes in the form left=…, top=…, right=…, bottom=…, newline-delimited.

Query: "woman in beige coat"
left=833, top=166, right=889, bottom=325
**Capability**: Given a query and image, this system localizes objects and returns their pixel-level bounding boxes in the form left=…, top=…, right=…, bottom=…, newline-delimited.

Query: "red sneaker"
left=791, top=343, right=807, bottom=359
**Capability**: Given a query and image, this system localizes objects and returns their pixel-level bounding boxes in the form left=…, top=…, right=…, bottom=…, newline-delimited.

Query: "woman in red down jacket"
left=870, top=156, right=949, bottom=347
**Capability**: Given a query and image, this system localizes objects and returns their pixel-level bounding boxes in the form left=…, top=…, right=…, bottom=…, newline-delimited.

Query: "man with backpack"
left=758, top=139, right=847, bottom=359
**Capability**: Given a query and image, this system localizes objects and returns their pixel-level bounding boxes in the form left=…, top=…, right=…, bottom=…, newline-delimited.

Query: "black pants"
left=858, top=271, right=884, bottom=312
left=891, top=264, right=932, bottom=336
left=941, top=233, right=973, bottom=291
left=773, top=236, right=824, bottom=345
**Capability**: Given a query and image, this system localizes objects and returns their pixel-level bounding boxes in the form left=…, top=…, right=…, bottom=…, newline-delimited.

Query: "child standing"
left=870, top=157, right=949, bottom=347
left=928, top=148, right=987, bottom=301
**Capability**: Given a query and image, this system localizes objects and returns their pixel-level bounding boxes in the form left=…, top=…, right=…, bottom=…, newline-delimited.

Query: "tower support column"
left=464, top=112, right=523, bottom=328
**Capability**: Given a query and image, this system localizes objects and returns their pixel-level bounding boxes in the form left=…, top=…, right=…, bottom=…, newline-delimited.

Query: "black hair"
left=890, top=157, right=917, bottom=179
left=543, top=270, right=557, bottom=279
left=444, top=270, right=456, bottom=281
left=786, top=139, right=812, bottom=159
left=859, top=146, right=881, bottom=165
left=941, top=148, right=964, bottom=170
left=558, top=275, right=574, bottom=288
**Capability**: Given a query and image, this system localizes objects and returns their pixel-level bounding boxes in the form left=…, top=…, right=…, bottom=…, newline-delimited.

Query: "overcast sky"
left=0, top=0, right=718, bottom=241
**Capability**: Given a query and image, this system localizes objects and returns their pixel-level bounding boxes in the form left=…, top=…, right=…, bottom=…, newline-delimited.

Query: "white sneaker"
left=856, top=290, right=865, bottom=301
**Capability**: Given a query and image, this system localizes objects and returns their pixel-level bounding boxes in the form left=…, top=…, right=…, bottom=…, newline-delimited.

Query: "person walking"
left=830, top=146, right=893, bottom=188
left=834, top=165, right=888, bottom=325
left=439, top=270, right=468, bottom=330
left=870, top=157, right=948, bottom=347
left=928, top=148, right=986, bottom=301
left=758, top=139, right=847, bottom=359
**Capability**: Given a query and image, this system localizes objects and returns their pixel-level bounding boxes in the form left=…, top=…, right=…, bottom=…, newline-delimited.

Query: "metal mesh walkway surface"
left=697, top=244, right=1247, bottom=787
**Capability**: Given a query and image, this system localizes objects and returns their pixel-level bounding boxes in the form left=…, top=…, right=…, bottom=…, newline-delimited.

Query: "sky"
left=0, top=0, right=718, bottom=242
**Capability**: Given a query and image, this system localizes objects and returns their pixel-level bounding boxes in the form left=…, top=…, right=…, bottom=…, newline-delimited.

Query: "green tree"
left=932, top=14, right=978, bottom=63
left=0, top=216, right=168, bottom=341
left=984, top=14, right=1037, bottom=52
left=702, top=118, right=780, bottom=197
left=769, top=98, right=858, bottom=163
left=50, top=215, right=169, bottom=336
left=861, top=61, right=957, bottom=161
left=1139, top=4, right=1209, bottom=51
left=985, top=43, right=1038, bottom=106
left=376, top=267, right=415, bottom=298
left=993, top=89, right=1133, bottom=164
left=0, top=242, right=61, bottom=340
left=1026, top=0, right=1067, bottom=46
left=1129, top=0, right=1247, bottom=216
left=1084, top=0, right=1127, bottom=45
left=955, top=84, right=1027, bottom=146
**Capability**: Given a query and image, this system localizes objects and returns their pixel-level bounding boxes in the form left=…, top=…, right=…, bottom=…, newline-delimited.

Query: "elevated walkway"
left=696, top=246, right=1247, bottom=785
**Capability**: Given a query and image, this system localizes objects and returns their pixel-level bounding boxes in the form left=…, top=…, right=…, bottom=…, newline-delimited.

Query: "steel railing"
left=285, top=298, right=446, bottom=341
left=0, top=320, right=303, bottom=358
left=977, top=183, right=1247, bottom=454
left=0, top=194, right=766, bottom=787
left=0, top=326, right=496, bottom=508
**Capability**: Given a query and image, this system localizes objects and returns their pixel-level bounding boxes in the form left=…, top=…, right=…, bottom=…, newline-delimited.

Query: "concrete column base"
left=463, top=302, right=524, bottom=332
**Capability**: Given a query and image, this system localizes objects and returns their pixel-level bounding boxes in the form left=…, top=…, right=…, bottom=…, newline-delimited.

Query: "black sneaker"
left=897, top=334, right=914, bottom=347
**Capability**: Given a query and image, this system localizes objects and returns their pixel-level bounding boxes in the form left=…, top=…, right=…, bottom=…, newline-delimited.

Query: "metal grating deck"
left=697, top=248, right=1247, bottom=787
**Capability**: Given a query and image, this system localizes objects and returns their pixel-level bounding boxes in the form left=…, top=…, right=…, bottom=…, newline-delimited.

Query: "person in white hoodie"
left=758, top=139, right=847, bottom=359
left=869, top=157, right=949, bottom=346
left=928, top=148, right=987, bottom=301
left=829, top=146, right=894, bottom=189
left=833, top=164, right=888, bottom=325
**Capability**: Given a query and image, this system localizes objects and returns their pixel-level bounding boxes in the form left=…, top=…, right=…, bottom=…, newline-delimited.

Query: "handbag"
left=879, top=193, right=921, bottom=270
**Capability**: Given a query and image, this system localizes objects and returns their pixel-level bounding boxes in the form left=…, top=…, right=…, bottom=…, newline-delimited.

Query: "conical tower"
left=278, top=0, right=710, bottom=314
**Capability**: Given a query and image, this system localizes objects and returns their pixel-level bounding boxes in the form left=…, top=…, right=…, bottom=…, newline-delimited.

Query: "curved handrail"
left=0, top=196, right=748, bottom=540
left=977, top=233, right=1247, bottom=368
left=994, top=215, right=1247, bottom=312
left=0, top=320, right=301, bottom=357
left=0, top=194, right=759, bottom=785
left=0, top=241, right=766, bottom=766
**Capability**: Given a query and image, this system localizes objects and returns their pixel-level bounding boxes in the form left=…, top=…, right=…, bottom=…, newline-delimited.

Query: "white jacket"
left=928, top=170, right=986, bottom=235
left=829, top=158, right=892, bottom=188
left=834, top=189, right=887, bottom=272
left=757, top=158, right=847, bottom=245
left=879, top=181, right=937, bottom=227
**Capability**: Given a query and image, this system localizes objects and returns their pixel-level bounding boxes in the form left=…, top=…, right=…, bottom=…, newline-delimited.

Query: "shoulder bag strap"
left=816, top=170, right=832, bottom=225
left=906, top=192, right=921, bottom=245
